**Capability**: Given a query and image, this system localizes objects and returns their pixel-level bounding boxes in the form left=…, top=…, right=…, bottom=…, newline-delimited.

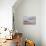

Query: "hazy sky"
left=0, top=0, right=16, bottom=29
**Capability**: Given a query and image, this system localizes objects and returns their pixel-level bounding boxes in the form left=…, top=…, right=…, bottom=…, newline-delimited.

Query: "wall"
left=13, top=0, right=41, bottom=46
left=41, top=0, right=46, bottom=46
left=13, top=0, right=46, bottom=46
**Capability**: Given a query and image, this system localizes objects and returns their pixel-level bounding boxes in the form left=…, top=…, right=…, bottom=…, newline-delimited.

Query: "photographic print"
left=23, top=16, right=36, bottom=25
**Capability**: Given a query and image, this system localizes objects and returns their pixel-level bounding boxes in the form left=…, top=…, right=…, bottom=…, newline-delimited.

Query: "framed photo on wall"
left=23, top=16, right=36, bottom=25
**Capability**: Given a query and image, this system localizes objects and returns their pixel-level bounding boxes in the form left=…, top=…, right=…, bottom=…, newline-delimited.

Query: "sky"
left=0, top=0, right=16, bottom=30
